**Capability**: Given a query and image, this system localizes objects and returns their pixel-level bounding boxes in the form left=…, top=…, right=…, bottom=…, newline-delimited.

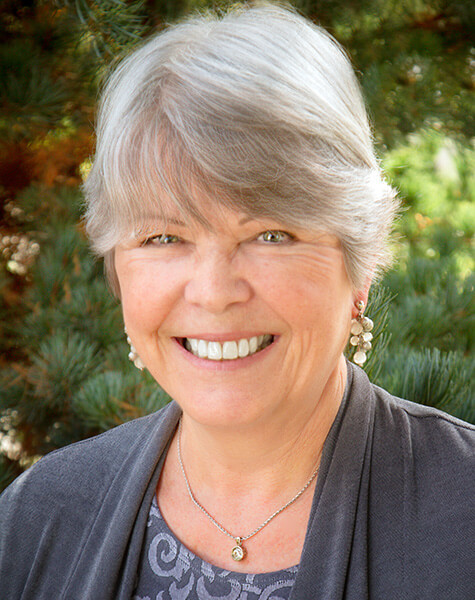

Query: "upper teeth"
left=184, top=335, right=273, bottom=360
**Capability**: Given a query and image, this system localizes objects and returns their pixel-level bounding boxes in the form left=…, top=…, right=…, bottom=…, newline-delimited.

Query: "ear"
left=351, top=273, right=373, bottom=318
left=106, top=248, right=122, bottom=299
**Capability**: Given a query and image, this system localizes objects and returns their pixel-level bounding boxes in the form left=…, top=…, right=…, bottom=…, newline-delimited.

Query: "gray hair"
left=84, top=2, right=399, bottom=293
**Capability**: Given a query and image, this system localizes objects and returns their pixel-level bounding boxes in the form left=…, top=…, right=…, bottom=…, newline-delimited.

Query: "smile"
left=180, top=335, right=274, bottom=360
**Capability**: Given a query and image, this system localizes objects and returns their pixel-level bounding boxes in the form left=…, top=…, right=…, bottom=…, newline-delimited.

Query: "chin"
left=173, top=388, right=277, bottom=429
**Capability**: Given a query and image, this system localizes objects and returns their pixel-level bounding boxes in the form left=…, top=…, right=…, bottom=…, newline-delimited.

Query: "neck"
left=178, top=356, right=347, bottom=501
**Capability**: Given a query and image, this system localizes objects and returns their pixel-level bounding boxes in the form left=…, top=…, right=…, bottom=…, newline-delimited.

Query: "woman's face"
left=115, top=202, right=358, bottom=429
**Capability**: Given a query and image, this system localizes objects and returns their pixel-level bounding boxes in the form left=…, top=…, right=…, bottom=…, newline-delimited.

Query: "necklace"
left=177, top=418, right=320, bottom=562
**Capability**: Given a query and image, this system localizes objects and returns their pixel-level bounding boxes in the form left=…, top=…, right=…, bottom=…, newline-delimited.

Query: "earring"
left=124, top=328, right=145, bottom=371
left=350, top=300, right=373, bottom=366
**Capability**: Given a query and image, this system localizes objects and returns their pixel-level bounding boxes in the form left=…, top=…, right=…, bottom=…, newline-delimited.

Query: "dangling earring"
left=124, top=328, right=145, bottom=371
left=350, top=300, right=373, bottom=366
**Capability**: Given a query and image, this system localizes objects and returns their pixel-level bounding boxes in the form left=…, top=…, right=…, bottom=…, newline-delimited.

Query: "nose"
left=184, top=251, right=252, bottom=314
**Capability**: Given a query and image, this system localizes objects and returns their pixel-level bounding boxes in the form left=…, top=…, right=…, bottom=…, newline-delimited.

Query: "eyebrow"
left=141, top=215, right=187, bottom=227
left=143, top=214, right=259, bottom=229
left=161, top=217, right=187, bottom=226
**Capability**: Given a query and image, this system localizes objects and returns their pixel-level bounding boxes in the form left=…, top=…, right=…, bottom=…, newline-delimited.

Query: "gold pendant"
left=231, top=537, right=246, bottom=561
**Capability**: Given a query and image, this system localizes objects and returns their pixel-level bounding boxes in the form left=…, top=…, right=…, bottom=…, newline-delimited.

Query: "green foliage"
left=377, top=349, right=474, bottom=423
left=288, top=0, right=475, bottom=148
left=59, top=0, right=149, bottom=60
left=383, top=131, right=475, bottom=222
left=0, top=50, right=69, bottom=137
left=383, top=257, right=474, bottom=353
left=0, top=5, right=82, bottom=141
left=0, top=454, right=22, bottom=492
left=370, top=130, right=475, bottom=425
left=381, top=130, right=474, bottom=356
left=73, top=371, right=170, bottom=430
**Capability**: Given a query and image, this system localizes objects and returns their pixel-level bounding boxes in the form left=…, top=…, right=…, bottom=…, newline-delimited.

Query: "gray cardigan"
left=1, top=363, right=473, bottom=599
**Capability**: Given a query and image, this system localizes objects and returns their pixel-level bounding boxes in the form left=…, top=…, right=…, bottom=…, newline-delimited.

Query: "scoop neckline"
left=150, top=494, right=300, bottom=578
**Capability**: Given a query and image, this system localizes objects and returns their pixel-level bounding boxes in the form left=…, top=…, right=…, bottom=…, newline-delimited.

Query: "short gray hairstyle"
left=84, top=2, right=399, bottom=293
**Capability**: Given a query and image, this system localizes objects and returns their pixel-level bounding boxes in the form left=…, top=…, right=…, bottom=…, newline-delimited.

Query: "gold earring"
left=350, top=301, right=373, bottom=366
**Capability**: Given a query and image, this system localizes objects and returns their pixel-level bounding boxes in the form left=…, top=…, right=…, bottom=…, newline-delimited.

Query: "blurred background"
left=0, top=0, right=474, bottom=491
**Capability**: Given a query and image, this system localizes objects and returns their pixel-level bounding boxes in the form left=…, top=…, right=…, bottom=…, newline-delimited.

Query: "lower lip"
left=173, top=337, right=279, bottom=371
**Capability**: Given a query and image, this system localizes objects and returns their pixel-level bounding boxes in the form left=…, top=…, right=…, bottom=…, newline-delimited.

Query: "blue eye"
left=258, top=230, right=293, bottom=243
left=143, top=234, right=181, bottom=246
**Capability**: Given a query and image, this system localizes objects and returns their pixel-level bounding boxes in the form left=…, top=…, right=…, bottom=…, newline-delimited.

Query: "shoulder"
left=367, top=380, right=474, bottom=519
left=0, top=400, right=180, bottom=510
left=366, top=385, right=474, bottom=593
left=371, top=381, right=474, bottom=453
left=0, top=401, right=181, bottom=598
left=347, top=362, right=474, bottom=501
left=347, top=362, right=474, bottom=462
left=347, top=372, right=475, bottom=591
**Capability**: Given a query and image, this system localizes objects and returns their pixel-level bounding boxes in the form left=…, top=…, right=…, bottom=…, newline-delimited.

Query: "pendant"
left=231, top=537, right=246, bottom=561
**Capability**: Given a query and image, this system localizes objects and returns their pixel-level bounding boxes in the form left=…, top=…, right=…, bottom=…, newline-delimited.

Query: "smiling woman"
left=0, top=3, right=473, bottom=600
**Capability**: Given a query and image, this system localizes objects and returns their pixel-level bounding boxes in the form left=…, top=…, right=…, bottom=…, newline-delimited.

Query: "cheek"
left=121, top=284, right=160, bottom=331
left=253, top=257, right=354, bottom=359
left=116, top=258, right=182, bottom=332
left=254, top=253, right=353, bottom=319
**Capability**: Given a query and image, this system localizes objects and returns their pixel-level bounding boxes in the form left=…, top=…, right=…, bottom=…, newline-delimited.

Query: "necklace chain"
left=176, top=418, right=320, bottom=560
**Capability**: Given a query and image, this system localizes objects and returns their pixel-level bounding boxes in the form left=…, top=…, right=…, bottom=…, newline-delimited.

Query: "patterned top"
left=132, top=495, right=299, bottom=600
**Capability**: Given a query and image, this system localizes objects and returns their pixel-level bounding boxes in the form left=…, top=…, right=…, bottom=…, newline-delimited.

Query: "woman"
left=0, top=4, right=473, bottom=599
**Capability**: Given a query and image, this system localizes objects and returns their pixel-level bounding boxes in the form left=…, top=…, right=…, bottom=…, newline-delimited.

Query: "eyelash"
left=257, top=230, right=294, bottom=244
left=141, top=233, right=181, bottom=246
left=141, top=230, right=294, bottom=246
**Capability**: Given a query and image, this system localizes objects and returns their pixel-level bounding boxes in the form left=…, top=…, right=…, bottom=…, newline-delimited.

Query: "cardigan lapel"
left=290, top=365, right=376, bottom=600
left=63, top=401, right=182, bottom=600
